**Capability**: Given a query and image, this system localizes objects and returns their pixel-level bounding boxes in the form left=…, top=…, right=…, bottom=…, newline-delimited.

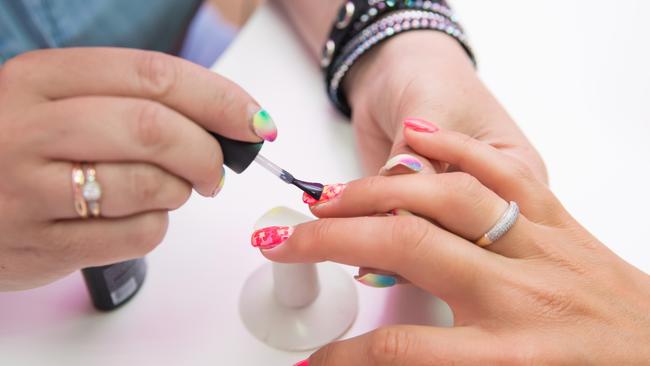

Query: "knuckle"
left=368, top=327, right=413, bottom=364
left=390, top=216, right=431, bottom=257
left=310, top=218, right=335, bottom=246
left=133, top=102, right=168, bottom=148
left=207, top=78, right=239, bottom=123
left=135, top=51, right=178, bottom=98
left=168, top=180, right=192, bottom=209
left=129, top=165, right=164, bottom=206
left=449, top=171, right=481, bottom=193
left=441, top=172, right=485, bottom=205
left=131, top=212, right=169, bottom=256
left=505, top=157, right=536, bottom=182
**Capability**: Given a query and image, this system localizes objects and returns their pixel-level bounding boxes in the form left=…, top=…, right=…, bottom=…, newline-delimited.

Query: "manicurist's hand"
left=345, top=32, right=547, bottom=181
left=253, top=119, right=650, bottom=365
left=0, top=47, right=277, bottom=291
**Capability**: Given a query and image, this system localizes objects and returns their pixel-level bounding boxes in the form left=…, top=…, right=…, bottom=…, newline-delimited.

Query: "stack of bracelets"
left=322, top=0, right=476, bottom=116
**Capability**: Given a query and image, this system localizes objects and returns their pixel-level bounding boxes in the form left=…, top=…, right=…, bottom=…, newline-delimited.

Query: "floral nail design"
left=381, top=153, right=424, bottom=173
left=302, top=184, right=346, bottom=206
left=403, top=117, right=439, bottom=133
left=252, top=108, right=278, bottom=142
left=251, top=226, right=294, bottom=250
left=355, top=273, right=398, bottom=288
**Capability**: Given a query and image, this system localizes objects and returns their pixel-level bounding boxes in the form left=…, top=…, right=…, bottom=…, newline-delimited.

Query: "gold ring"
left=71, top=163, right=88, bottom=218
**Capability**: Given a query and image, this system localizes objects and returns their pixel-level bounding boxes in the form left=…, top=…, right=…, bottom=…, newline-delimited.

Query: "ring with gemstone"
left=475, top=201, right=519, bottom=247
left=81, top=163, right=102, bottom=218
left=71, top=163, right=88, bottom=219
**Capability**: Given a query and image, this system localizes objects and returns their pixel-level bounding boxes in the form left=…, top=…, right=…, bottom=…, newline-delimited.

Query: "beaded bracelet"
left=321, top=0, right=451, bottom=69
left=327, top=9, right=471, bottom=116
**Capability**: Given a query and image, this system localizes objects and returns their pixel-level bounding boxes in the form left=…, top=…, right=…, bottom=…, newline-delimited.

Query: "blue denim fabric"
left=0, top=0, right=202, bottom=63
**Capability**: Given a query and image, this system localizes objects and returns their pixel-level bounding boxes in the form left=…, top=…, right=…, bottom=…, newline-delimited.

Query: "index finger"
left=11, top=47, right=277, bottom=142
left=255, top=216, right=503, bottom=301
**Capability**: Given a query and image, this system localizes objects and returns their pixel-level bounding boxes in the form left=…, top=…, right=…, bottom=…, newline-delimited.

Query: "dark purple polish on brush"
left=292, top=180, right=324, bottom=201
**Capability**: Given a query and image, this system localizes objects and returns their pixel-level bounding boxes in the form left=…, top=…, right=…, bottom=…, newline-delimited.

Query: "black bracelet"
left=321, top=0, right=451, bottom=69
left=322, top=0, right=475, bottom=117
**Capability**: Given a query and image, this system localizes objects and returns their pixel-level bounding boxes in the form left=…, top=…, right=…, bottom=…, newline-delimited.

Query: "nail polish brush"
left=210, top=133, right=324, bottom=200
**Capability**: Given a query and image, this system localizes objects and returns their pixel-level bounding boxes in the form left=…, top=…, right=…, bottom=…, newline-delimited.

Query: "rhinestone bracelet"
left=327, top=9, right=470, bottom=116
left=337, top=10, right=454, bottom=63
left=321, top=0, right=450, bottom=69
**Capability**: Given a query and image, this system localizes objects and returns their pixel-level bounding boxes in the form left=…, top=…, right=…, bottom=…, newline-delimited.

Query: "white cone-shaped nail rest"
left=239, top=207, right=358, bottom=351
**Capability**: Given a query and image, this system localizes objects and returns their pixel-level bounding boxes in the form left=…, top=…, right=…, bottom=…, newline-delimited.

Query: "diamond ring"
left=81, top=164, right=102, bottom=218
left=475, top=201, right=519, bottom=247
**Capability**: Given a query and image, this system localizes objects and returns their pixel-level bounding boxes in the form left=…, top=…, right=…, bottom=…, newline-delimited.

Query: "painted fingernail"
left=355, top=273, right=398, bottom=288
left=251, top=226, right=294, bottom=250
left=251, top=107, right=278, bottom=142
left=403, top=117, right=439, bottom=133
left=381, top=154, right=424, bottom=173
left=293, top=360, right=309, bottom=366
left=212, top=167, right=226, bottom=197
left=302, top=183, right=346, bottom=206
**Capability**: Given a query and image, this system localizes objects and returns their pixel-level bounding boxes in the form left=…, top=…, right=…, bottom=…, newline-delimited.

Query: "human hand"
left=254, top=120, right=650, bottom=365
left=345, top=31, right=547, bottom=182
left=0, top=48, right=277, bottom=291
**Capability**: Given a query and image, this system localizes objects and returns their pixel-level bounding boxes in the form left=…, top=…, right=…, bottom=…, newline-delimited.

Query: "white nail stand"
left=239, top=207, right=358, bottom=351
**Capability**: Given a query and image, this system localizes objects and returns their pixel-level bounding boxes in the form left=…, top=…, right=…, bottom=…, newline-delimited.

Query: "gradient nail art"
left=293, top=360, right=309, bottom=366
left=251, top=226, right=293, bottom=250
left=381, top=154, right=424, bottom=173
left=403, top=117, right=439, bottom=133
left=355, top=273, right=398, bottom=288
left=252, top=108, right=278, bottom=142
left=302, top=183, right=346, bottom=206
left=212, top=167, right=226, bottom=197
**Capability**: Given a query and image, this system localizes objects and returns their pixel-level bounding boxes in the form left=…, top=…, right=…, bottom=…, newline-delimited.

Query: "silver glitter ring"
left=475, top=201, right=519, bottom=247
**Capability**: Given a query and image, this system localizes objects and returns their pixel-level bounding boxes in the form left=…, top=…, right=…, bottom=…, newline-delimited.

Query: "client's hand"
left=254, top=119, right=650, bottom=365
left=346, top=32, right=547, bottom=182
left=0, top=48, right=277, bottom=291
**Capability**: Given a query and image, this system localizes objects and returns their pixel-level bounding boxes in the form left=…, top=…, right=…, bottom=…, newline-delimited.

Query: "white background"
left=1, top=1, right=649, bottom=365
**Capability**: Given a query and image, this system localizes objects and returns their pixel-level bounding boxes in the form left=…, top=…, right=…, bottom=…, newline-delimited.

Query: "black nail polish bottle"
left=82, top=258, right=147, bottom=311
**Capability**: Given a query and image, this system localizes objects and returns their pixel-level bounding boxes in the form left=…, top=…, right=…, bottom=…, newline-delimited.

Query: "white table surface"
left=1, top=2, right=649, bottom=365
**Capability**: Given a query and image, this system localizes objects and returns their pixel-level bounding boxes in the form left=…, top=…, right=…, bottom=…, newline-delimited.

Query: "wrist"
left=343, top=31, right=475, bottom=113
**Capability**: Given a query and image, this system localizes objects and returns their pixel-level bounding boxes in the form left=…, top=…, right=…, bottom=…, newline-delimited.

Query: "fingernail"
left=302, top=183, right=346, bottom=207
left=212, top=167, right=226, bottom=197
left=381, top=154, right=424, bottom=173
left=355, top=273, right=398, bottom=288
left=403, top=117, right=439, bottom=133
left=251, top=107, right=278, bottom=142
left=251, top=226, right=294, bottom=250
left=293, top=360, right=309, bottom=366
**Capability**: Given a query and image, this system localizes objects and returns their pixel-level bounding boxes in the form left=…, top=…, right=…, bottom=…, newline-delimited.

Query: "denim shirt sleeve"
left=0, top=0, right=202, bottom=64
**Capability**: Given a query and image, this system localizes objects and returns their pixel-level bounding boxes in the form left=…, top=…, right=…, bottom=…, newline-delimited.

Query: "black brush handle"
left=210, top=133, right=264, bottom=174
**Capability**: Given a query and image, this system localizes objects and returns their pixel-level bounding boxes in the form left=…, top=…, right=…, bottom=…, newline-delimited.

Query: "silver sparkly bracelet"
left=327, top=9, right=471, bottom=115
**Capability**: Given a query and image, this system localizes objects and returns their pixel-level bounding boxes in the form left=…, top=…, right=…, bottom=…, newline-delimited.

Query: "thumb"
left=302, top=325, right=497, bottom=366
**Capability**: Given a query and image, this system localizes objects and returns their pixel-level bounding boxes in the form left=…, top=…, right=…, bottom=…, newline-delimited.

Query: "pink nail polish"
left=251, top=226, right=294, bottom=250
left=403, top=118, right=439, bottom=133
left=293, top=360, right=309, bottom=366
left=302, top=184, right=346, bottom=206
